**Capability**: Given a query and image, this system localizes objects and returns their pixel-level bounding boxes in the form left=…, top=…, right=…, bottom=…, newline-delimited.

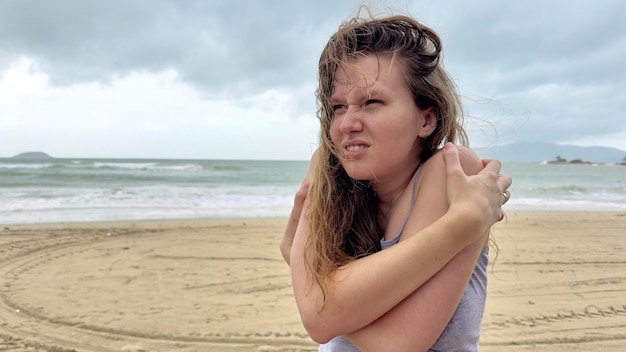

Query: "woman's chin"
left=342, top=164, right=374, bottom=181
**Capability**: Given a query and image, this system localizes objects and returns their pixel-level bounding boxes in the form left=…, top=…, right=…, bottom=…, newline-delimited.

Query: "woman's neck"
left=375, top=163, right=420, bottom=226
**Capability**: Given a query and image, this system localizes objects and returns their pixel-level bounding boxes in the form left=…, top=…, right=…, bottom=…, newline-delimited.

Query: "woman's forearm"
left=346, top=236, right=488, bottom=351
left=290, top=209, right=483, bottom=343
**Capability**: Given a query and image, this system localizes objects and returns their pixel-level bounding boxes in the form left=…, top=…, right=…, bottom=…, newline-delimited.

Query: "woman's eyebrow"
left=365, top=89, right=384, bottom=99
left=331, top=87, right=387, bottom=104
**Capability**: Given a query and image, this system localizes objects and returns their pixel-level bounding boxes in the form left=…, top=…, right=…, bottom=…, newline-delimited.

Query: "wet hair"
left=306, top=10, right=468, bottom=301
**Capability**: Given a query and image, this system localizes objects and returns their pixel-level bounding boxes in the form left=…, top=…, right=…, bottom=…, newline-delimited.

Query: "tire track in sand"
left=0, top=225, right=315, bottom=352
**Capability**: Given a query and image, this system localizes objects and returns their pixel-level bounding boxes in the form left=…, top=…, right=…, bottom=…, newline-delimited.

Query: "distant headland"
left=12, top=152, right=54, bottom=159
left=477, top=142, right=626, bottom=164
left=547, top=155, right=626, bottom=166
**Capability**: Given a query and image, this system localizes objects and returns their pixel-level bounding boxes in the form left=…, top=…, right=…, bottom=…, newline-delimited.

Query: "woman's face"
left=329, top=55, right=435, bottom=184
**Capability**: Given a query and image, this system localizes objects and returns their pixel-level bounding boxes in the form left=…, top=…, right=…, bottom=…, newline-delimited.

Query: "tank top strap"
left=381, top=164, right=423, bottom=248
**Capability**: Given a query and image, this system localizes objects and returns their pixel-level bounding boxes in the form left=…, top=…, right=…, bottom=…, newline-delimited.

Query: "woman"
left=281, top=13, right=512, bottom=352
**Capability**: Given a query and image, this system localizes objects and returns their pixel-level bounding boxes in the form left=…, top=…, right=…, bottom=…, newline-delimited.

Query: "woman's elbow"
left=296, top=305, right=344, bottom=344
left=279, top=240, right=291, bottom=264
left=308, top=331, right=333, bottom=345
left=299, top=312, right=339, bottom=344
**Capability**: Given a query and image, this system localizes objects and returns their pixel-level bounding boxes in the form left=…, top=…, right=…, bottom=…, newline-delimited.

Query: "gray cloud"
left=1, top=0, right=625, bottom=151
left=0, top=0, right=354, bottom=92
left=429, top=0, right=626, bottom=146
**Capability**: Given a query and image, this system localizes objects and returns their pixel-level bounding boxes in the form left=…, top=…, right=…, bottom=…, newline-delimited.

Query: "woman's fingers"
left=502, top=190, right=511, bottom=204
left=497, top=173, right=513, bottom=196
left=443, top=143, right=513, bottom=232
left=442, top=143, right=466, bottom=204
left=289, top=181, right=309, bottom=228
left=443, top=143, right=463, bottom=180
left=280, top=181, right=309, bottom=264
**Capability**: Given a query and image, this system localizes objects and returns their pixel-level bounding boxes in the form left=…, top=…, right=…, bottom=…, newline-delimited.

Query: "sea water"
left=0, top=158, right=309, bottom=224
left=501, top=162, right=625, bottom=211
left=0, top=158, right=624, bottom=224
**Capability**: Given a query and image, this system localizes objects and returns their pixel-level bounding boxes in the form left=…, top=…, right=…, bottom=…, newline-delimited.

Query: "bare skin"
left=282, top=144, right=511, bottom=349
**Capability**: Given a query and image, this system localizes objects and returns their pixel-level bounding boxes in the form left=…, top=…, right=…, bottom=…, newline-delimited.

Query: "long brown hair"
left=306, top=10, right=469, bottom=301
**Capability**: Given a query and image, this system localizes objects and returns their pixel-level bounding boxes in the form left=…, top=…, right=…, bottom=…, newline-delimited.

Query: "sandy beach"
left=1, top=211, right=625, bottom=352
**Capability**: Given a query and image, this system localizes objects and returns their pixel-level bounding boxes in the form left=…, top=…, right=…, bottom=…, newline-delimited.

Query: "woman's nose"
left=339, top=106, right=363, bottom=134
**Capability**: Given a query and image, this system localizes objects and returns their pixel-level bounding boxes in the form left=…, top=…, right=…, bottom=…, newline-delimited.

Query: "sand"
left=0, top=211, right=625, bottom=352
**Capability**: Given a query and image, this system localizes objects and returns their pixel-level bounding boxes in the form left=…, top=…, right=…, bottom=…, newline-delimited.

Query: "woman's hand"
left=280, top=180, right=309, bottom=265
left=280, top=148, right=319, bottom=265
left=443, top=143, right=512, bottom=237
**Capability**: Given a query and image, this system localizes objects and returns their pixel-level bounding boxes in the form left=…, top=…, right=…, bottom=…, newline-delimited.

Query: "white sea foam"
left=0, top=158, right=624, bottom=224
left=0, top=163, right=54, bottom=169
left=92, top=162, right=159, bottom=169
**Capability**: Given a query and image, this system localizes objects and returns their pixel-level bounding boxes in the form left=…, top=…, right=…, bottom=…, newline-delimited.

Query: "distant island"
left=477, top=142, right=626, bottom=164
left=547, top=155, right=601, bottom=165
left=12, top=152, right=54, bottom=159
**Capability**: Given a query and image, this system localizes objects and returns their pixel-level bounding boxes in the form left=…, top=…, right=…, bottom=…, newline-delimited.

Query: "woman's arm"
left=290, top=144, right=510, bottom=343
left=346, top=145, right=489, bottom=351
left=280, top=149, right=319, bottom=265
left=280, top=180, right=308, bottom=265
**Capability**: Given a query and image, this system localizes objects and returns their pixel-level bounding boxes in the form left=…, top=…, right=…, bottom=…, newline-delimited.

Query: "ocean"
left=1, top=158, right=624, bottom=224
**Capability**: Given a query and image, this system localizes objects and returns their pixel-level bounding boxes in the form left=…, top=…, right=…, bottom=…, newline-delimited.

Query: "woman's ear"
left=418, top=107, right=438, bottom=138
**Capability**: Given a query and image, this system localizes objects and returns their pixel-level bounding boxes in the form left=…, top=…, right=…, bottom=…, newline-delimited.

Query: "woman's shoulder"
left=398, top=145, right=483, bottom=241
left=422, top=145, right=482, bottom=177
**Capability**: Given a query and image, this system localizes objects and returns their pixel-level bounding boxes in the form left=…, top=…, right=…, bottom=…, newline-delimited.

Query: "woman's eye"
left=365, top=99, right=381, bottom=106
left=332, top=104, right=347, bottom=112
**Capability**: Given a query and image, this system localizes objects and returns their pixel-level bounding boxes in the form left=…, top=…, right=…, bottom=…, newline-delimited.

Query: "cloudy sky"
left=1, top=0, right=625, bottom=160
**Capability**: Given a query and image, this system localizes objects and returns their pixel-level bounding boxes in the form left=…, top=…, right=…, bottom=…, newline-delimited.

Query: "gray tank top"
left=319, top=167, right=488, bottom=352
